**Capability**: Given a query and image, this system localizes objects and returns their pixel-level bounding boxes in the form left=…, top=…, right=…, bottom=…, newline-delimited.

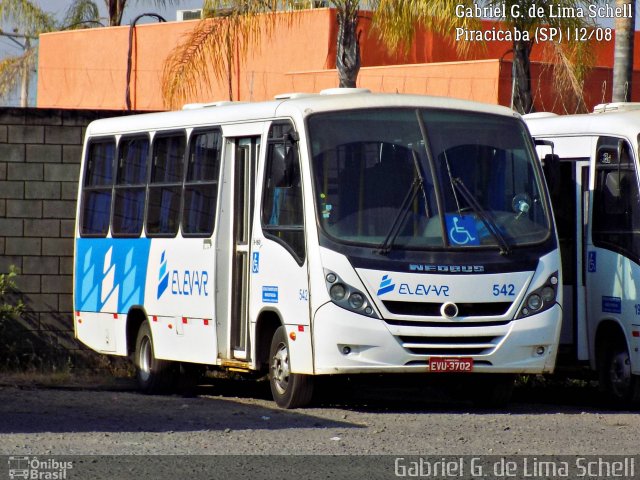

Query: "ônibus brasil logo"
left=377, top=274, right=395, bottom=296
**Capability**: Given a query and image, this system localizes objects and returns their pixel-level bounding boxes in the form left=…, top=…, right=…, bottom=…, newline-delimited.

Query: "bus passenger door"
left=216, top=136, right=260, bottom=362
left=541, top=151, right=590, bottom=361
left=250, top=121, right=313, bottom=375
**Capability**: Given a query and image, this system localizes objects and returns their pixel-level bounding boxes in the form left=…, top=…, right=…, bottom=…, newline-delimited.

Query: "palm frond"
left=63, top=0, right=102, bottom=29
left=162, top=0, right=302, bottom=108
left=371, top=0, right=481, bottom=57
left=0, top=48, right=36, bottom=99
left=0, top=0, right=56, bottom=35
left=544, top=39, right=594, bottom=113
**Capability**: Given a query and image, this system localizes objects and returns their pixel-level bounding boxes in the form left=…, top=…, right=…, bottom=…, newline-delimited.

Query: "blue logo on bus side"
left=588, top=251, right=597, bottom=272
left=252, top=252, right=260, bottom=274
left=156, top=251, right=210, bottom=299
left=157, top=251, right=169, bottom=299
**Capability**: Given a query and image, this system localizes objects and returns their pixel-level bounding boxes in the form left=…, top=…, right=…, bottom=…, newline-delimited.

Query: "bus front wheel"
left=134, top=322, right=173, bottom=394
left=268, top=326, right=313, bottom=408
left=599, top=336, right=640, bottom=407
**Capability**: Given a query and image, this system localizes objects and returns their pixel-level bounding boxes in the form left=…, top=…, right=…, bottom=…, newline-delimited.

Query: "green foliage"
left=0, top=0, right=102, bottom=106
left=0, top=265, right=24, bottom=321
left=63, top=0, right=102, bottom=29
left=372, top=0, right=604, bottom=113
left=162, top=0, right=372, bottom=107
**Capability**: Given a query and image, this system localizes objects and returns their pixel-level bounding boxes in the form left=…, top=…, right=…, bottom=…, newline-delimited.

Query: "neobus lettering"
left=398, top=283, right=450, bottom=296
left=171, top=270, right=209, bottom=296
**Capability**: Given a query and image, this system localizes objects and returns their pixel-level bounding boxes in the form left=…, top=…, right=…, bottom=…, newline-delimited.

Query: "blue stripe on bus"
left=75, top=238, right=151, bottom=313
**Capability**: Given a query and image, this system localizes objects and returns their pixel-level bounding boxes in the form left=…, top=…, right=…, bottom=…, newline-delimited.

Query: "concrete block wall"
left=0, top=108, right=135, bottom=369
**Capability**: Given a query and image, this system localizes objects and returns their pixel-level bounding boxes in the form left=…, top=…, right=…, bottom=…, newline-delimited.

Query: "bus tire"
left=599, top=335, right=640, bottom=407
left=471, top=374, right=515, bottom=408
left=268, top=326, right=313, bottom=409
left=134, top=322, right=173, bottom=394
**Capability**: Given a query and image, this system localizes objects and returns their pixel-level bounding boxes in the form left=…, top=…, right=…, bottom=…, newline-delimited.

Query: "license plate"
left=429, top=357, right=474, bottom=372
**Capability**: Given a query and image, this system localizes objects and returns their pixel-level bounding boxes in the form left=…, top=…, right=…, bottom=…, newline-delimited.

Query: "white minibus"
left=74, top=90, right=562, bottom=408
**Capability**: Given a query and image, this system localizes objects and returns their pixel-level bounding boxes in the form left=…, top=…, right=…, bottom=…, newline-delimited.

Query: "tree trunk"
left=511, top=39, right=534, bottom=114
left=106, top=0, right=126, bottom=26
left=20, top=38, right=30, bottom=108
left=612, top=0, right=635, bottom=102
left=336, top=2, right=360, bottom=88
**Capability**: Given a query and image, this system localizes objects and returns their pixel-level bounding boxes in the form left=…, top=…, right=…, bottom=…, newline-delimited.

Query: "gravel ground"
left=1, top=374, right=639, bottom=457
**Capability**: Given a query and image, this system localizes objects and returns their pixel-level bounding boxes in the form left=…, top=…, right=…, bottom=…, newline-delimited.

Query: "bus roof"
left=525, top=109, right=640, bottom=141
left=84, top=91, right=519, bottom=137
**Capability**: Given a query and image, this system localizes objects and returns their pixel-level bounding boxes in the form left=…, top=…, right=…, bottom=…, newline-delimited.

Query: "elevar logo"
left=377, top=274, right=395, bottom=296
left=157, top=251, right=169, bottom=299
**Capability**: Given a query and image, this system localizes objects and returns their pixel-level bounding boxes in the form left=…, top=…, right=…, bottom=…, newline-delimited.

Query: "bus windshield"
left=309, top=108, right=551, bottom=250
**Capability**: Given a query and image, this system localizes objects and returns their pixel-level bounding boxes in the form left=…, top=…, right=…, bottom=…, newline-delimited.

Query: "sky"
left=0, top=0, right=204, bottom=105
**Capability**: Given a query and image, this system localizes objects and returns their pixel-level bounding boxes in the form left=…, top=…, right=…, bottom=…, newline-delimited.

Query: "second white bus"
left=527, top=104, right=640, bottom=406
left=74, top=90, right=562, bottom=408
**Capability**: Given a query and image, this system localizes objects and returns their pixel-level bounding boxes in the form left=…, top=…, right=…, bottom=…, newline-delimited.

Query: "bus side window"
left=592, top=136, right=640, bottom=260
left=147, top=133, right=185, bottom=237
left=112, top=136, right=149, bottom=237
left=261, top=122, right=305, bottom=263
left=80, top=139, right=116, bottom=236
left=182, top=129, right=221, bottom=236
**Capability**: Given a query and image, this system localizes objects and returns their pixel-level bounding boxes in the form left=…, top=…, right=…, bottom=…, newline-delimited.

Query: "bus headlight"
left=348, top=293, right=365, bottom=309
left=329, top=283, right=347, bottom=301
left=517, top=272, right=559, bottom=319
left=325, top=270, right=379, bottom=318
left=527, top=294, right=542, bottom=311
left=541, top=286, right=555, bottom=302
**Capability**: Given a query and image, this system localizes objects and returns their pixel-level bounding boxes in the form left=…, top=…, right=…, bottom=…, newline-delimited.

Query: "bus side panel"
left=586, top=246, right=640, bottom=374
left=144, top=239, right=218, bottom=364
left=74, top=237, right=151, bottom=355
left=74, top=237, right=218, bottom=364
left=75, top=311, right=119, bottom=354
left=249, top=237, right=314, bottom=374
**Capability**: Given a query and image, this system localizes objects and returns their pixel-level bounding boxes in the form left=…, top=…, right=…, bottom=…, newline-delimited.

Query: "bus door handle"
left=236, top=243, right=250, bottom=254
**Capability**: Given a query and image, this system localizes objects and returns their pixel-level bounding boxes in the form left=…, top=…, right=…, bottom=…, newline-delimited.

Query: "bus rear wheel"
left=269, top=326, right=313, bottom=409
left=134, top=322, right=174, bottom=394
left=599, top=336, right=640, bottom=407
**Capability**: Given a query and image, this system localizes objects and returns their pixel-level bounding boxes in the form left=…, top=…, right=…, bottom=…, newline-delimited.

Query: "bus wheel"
left=134, top=322, right=173, bottom=394
left=269, top=326, right=313, bottom=409
left=599, top=336, right=640, bottom=407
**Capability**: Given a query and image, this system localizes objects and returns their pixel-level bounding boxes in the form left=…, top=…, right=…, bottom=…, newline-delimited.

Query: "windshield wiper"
left=451, top=177, right=511, bottom=256
left=376, top=150, right=427, bottom=255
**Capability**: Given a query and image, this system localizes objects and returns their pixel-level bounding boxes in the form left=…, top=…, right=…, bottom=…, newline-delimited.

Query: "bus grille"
left=383, top=301, right=512, bottom=317
left=399, top=335, right=501, bottom=356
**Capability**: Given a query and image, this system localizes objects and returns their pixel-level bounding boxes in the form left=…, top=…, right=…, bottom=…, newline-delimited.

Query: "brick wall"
left=0, top=108, right=135, bottom=369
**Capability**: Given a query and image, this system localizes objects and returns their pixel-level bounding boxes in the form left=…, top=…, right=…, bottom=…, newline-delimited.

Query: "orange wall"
left=38, top=9, right=338, bottom=110
left=37, top=8, right=634, bottom=112
left=284, top=60, right=502, bottom=105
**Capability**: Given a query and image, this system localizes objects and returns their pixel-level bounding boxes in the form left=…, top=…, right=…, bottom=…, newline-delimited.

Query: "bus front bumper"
left=312, top=302, right=562, bottom=375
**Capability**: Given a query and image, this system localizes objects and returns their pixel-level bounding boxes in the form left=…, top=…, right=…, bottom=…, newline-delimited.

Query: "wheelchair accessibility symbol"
left=445, top=214, right=480, bottom=246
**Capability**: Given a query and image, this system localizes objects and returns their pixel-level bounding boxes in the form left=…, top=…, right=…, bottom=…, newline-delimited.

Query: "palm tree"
left=103, top=0, right=182, bottom=27
left=162, top=0, right=366, bottom=108
left=0, top=0, right=104, bottom=107
left=373, top=0, right=601, bottom=114
left=0, top=0, right=178, bottom=106
left=0, top=0, right=57, bottom=107
left=612, top=0, right=636, bottom=102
